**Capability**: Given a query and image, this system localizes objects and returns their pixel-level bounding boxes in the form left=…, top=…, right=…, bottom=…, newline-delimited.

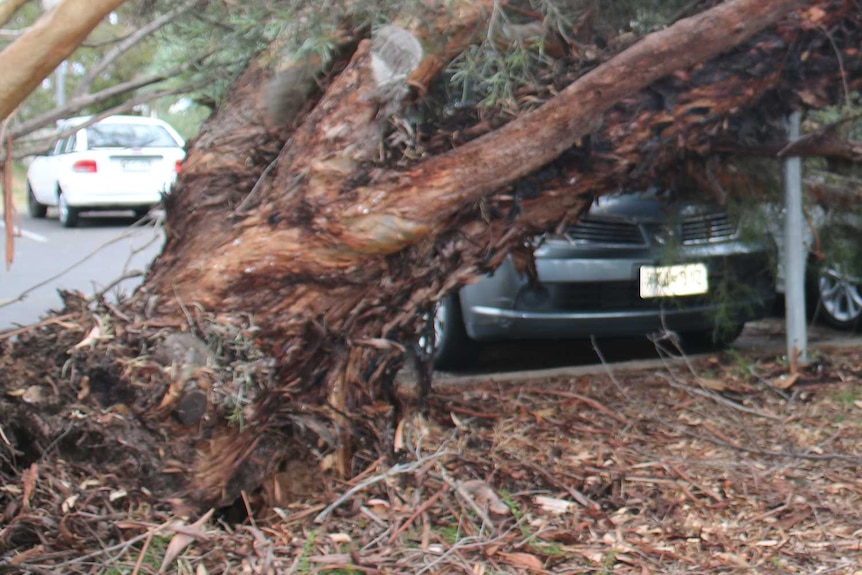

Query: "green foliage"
left=449, top=42, right=543, bottom=110
left=435, top=524, right=462, bottom=544
left=831, top=385, right=861, bottom=408
left=599, top=548, right=618, bottom=574
left=296, top=529, right=318, bottom=573
left=597, top=0, right=698, bottom=34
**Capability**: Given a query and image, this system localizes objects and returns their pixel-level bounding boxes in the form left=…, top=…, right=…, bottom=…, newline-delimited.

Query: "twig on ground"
left=590, top=335, right=631, bottom=400
left=314, top=450, right=455, bottom=524
left=389, top=484, right=449, bottom=543
left=0, top=313, right=78, bottom=340
left=656, top=372, right=783, bottom=421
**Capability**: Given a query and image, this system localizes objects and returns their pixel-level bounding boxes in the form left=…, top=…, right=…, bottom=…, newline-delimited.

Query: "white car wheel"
left=27, top=183, right=48, bottom=219
left=58, top=193, right=80, bottom=228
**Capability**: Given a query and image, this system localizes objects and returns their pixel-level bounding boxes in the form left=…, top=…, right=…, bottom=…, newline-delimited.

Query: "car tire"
left=57, top=192, right=79, bottom=228
left=428, top=294, right=481, bottom=371
left=27, top=183, right=48, bottom=218
left=809, top=264, right=862, bottom=330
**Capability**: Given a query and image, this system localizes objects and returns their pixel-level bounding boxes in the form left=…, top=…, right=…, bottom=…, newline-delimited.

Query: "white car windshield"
left=86, top=124, right=180, bottom=149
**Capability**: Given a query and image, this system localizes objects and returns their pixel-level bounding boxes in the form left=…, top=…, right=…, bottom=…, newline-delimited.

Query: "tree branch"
left=11, top=53, right=210, bottom=139
left=73, top=0, right=197, bottom=98
left=6, top=80, right=208, bottom=161
left=711, top=136, right=862, bottom=161
left=334, top=0, right=810, bottom=256
left=0, top=0, right=128, bottom=121
left=0, top=0, right=28, bottom=28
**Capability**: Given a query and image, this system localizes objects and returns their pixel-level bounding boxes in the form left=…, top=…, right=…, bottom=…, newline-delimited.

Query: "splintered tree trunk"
left=129, top=0, right=858, bottom=507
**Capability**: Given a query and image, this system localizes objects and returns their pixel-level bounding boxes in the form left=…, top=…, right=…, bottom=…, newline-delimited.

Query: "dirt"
left=2, top=303, right=862, bottom=574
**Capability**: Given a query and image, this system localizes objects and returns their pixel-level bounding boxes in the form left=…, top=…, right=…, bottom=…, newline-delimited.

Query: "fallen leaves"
left=3, top=310, right=862, bottom=574
left=158, top=509, right=214, bottom=573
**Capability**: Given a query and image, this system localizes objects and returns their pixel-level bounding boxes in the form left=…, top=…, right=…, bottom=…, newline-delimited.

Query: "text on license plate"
left=122, top=159, right=151, bottom=172
left=639, top=263, right=708, bottom=298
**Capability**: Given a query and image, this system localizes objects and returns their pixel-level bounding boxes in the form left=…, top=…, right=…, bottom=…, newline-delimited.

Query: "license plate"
left=639, top=263, right=708, bottom=298
left=122, top=159, right=150, bottom=172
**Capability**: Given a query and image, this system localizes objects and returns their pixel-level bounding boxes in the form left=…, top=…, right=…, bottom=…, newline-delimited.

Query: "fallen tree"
left=2, top=0, right=861, bottom=529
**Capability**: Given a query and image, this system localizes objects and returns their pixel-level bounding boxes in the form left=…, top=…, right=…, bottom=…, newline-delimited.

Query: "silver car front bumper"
left=458, top=240, right=775, bottom=341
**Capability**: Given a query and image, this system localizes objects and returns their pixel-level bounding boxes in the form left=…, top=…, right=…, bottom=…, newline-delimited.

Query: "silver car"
left=432, top=190, right=776, bottom=370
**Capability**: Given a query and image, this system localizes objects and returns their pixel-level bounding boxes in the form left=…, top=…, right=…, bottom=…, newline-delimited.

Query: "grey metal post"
left=55, top=61, right=67, bottom=108
left=784, top=111, right=807, bottom=365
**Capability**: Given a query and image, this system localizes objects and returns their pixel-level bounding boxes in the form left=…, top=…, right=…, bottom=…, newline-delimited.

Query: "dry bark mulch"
left=2, top=309, right=862, bottom=574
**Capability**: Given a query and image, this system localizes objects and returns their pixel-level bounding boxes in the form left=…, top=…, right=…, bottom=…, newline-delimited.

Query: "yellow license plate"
left=639, top=263, right=708, bottom=298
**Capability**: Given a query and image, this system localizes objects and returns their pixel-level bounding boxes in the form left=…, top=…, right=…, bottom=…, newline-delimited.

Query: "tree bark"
left=712, top=137, right=862, bottom=162
left=0, top=0, right=127, bottom=121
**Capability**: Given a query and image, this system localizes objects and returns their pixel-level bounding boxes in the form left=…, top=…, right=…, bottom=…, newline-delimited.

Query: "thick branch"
left=0, top=0, right=127, bottom=121
left=0, top=0, right=28, bottom=28
left=343, top=0, right=808, bottom=249
left=712, top=136, right=862, bottom=161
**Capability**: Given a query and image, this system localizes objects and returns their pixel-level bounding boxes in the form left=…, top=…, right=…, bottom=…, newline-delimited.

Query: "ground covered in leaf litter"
left=2, top=305, right=862, bottom=574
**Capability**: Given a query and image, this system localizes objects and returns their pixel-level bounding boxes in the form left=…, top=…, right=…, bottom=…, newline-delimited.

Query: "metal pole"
left=784, top=110, right=807, bottom=366
left=55, top=61, right=67, bottom=108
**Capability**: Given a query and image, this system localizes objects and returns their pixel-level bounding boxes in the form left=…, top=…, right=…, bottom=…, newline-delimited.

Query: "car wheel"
left=424, top=294, right=480, bottom=371
left=57, top=192, right=79, bottom=228
left=27, top=183, right=48, bottom=218
left=811, top=264, right=862, bottom=330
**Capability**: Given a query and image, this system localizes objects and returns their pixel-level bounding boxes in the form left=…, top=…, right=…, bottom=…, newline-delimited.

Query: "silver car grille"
left=564, top=217, right=646, bottom=245
left=681, top=212, right=737, bottom=244
left=563, top=211, right=737, bottom=246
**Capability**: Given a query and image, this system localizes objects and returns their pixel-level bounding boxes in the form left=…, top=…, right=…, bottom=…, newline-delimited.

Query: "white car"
left=26, top=115, right=186, bottom=227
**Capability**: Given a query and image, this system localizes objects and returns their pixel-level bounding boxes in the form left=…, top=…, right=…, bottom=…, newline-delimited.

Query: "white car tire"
left=27, top=182, right=48, bottom=219
left=58, top=192, right=80, bottom=228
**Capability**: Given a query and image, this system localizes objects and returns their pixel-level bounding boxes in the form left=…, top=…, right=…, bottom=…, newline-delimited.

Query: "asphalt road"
left=0, top=208, right=164, bottom=329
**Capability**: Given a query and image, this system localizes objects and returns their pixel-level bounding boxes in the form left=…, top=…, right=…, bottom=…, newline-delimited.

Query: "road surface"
left=0, top=209, right=164, bottom=329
